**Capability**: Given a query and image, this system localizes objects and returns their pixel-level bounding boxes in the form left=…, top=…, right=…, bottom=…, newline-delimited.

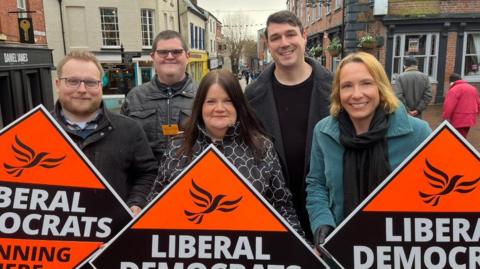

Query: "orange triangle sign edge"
left=1, top=105, right=133, bottom=215
left=324, top=121, right=480, bottom=244
left=89, top=144, right=317, bottom=266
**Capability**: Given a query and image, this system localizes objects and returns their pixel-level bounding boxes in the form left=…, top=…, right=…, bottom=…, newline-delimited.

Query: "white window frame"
left=317, top=3, right=322, bottom=20
left=17, top=0, right=27, bottom=18
left=461, top=32, right=480, bottom=82
left=332, top=56, right=340, bottom=73
left=326, top=1, right=331, bottom=15
left=391, top=33, right=439, bottom=82
left=335, top=0, right=342, bottom=10
left=100, top=8, right=120, bottom=48
left=141, top=9, right=155, bottom=49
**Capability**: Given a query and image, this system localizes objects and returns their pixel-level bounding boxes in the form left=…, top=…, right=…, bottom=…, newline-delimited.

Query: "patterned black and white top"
left=148, top=123, right=305, bottom=236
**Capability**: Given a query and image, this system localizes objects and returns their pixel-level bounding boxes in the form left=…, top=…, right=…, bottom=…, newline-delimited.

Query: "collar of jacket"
left=404, top=66, right=419, bottom=72
left=245, top=57, right=332, bottom=177
left=452, top=79, right=468, bottom=87
left=145, top=73, right=195, bottom=100
left=197, top=122, right=241, bottom=143
left=319, top=104, right=415, bottom=143
left=250, top=57, right=329, bottom=100
left=54, top=101, right=116, bottom=131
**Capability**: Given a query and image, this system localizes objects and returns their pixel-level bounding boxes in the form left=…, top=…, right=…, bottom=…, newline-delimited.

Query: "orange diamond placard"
left=0, top=106, right=132, bottom=269
left=90, top=146, right=327, bottom=268
left=322, top=122, right=480, bottom=269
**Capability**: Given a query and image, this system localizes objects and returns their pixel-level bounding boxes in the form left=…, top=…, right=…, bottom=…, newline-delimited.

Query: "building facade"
left=0, top=0, right=54, bottom=127
left=291, top=0, right=480, bottom=103
left=43, top=0, right=179, bottom=109
left=179, top=0, right=208, bottom=83
left=206, top=12, right=221, bottom=71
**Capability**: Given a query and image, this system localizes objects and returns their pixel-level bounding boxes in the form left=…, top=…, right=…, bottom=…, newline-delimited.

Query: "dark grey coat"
left=121, top=74, right=197, bottom=161
left=53, top=102, right=158, bottom=208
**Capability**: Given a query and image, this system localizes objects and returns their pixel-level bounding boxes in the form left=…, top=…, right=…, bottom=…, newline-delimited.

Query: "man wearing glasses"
left=52, top=50, right=157, bottom=216
left=121, top=30, right=197, bottom=162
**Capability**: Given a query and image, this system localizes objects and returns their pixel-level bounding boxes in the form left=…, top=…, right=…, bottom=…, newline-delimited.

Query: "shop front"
left=188, top=50, right=208, bottom=83
left=96, top=52, right=153, bottom=112
left=0, top=45, right=54, bottom=128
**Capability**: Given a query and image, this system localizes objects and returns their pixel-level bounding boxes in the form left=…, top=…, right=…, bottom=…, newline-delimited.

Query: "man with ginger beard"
left=52, top=50, right=157, bottom=216
left=245, top=10, right=332, bottom=241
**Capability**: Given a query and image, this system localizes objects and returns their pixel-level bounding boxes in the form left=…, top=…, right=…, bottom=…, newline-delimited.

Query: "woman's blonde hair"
left=330, top=52, right=399, bottom=117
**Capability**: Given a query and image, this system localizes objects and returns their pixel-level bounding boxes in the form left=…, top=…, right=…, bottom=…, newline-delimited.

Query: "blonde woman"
left=305, top=52, right=431, bottom=249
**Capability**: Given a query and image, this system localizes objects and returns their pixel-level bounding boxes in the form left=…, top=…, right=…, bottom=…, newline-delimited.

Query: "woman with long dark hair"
left=148, top=69, right=303, bottom=234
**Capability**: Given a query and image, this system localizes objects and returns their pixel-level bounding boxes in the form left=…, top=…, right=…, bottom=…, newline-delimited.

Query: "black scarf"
left=339, top=107, right=391, bottom=217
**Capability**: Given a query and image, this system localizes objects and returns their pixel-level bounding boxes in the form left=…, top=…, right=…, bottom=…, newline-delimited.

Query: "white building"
left=43, top=0, right=179, bottom=106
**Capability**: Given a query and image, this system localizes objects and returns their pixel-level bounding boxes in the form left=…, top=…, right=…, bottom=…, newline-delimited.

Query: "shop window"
left=102, top=64, right=135, bottom=95
left=462, top=32, right=480, bottom=81
left=140, top=68, right=152, bottom=84
left=332, top=56, right=340, bottom=74
left=141, top=9, right=155, bottom=48
left=24, top=71, right=42, bottom=110
left=100, top=8, right=120, bottom=47
left=391, top=33, right=439, bottom=82
left=0, top=75, right=14, bottom=127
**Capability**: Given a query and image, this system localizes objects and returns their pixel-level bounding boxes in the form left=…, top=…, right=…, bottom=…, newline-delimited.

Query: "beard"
left=59, top=96, right=102, bottom=118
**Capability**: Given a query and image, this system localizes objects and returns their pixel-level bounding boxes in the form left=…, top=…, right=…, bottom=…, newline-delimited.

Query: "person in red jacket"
left=442, top=73, right=480, bottom=138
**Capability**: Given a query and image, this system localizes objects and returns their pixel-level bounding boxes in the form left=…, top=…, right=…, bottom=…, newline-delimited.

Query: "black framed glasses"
left=155, top=49, right=184, bottom=58
left=60, top=77, right=101, bottom=90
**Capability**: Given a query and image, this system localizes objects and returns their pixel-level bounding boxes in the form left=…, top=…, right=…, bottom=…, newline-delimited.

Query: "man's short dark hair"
left=264, top=10, right=303, bottom=39
left=449, top=73, right=462, bottom=83
left=404, top=55, right=417, bottom=67
left=151, top=30, right=188, bottom=53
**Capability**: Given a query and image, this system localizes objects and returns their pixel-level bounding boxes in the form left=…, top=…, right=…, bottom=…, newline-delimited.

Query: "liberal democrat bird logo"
left=184, top=179, right=242, bottom=224
left=3, top=135, right=66, bottom=177
left=419, top=159, right=480, bottom=206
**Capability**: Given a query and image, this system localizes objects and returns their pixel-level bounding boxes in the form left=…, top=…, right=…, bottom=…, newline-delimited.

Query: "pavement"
left=423, top=104, right=479, bottom=152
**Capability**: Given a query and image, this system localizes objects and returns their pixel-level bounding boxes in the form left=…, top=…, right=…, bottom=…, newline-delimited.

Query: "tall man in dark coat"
left=245, top=10, right=332, bottom=241
left=52, top=50, right=157, bottom=216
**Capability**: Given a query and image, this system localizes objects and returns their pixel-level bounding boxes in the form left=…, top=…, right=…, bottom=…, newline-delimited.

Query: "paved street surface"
left=423, top=104, right=480, bottom=152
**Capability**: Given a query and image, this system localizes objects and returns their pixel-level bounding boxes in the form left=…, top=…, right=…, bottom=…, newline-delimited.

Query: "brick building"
left=290, top=0, right=480, bottom=103
left=0, top=0, right=54, bottom=128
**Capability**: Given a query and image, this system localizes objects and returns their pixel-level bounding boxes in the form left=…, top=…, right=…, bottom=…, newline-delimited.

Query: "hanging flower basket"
left=309, top=45, right=323, bottom=58
left=327, top=37, right=342, bottom=57
left=328, top=48, right=341, bottom=57
left=358, top=34, right=377, bottom=49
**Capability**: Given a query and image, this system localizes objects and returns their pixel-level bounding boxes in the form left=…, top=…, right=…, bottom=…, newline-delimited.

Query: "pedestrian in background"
left=306, top=52, right=431, bottom=251
left=148, top=69, right=304, bottom=236
left=121, top=30, right=197, bottom=162
left=243, top=68, right=251, bottom=85
left=394, top=55, right=432, bottom=118
left=245, top=10, right=332, bottom=241
left=52, top=50, right=157, bottom=215
left=442, top=73, right=480, bottom=138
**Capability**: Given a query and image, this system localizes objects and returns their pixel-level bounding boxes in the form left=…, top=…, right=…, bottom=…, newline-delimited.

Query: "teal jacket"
left=306, top=105, right=431, bottom=233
